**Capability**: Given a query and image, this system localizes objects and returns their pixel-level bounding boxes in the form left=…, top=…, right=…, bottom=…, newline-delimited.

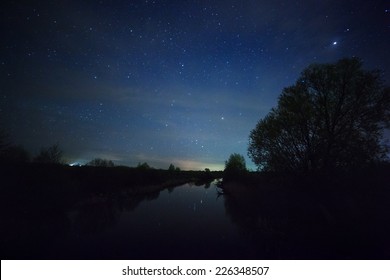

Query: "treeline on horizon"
left=0, top=136, right=223, bottom=178
left=0, top=135, right=221, bottom=194
left=0, top=137, right=210, bottom=172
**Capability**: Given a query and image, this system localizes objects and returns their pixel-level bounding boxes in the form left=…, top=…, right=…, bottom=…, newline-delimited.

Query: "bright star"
left=333, top=41, right=337, bottom=45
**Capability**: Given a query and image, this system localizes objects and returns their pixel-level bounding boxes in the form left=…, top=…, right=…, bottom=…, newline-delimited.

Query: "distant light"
left=69, top=162, right=81, bottom=167
left=333, top=41, right=337, bottom=45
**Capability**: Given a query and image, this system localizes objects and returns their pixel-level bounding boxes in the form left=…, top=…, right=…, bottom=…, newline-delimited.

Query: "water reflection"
left=0, top=179, right=286, bottom=259
left=221, top=182, right=287, bottom=258
left=3, top=178, right=385, bottom=259
left=68, top=188, right=163, bottom=236
left=220, top=180, right=390, bottom=259
left=68, top=198, right=120, bottom=235
left=64, top=180, right=246, bottom=259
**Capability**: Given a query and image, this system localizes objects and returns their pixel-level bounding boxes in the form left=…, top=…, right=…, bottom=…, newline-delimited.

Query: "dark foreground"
left=1, top=163, right=389, bottom=259
left=220, top=165, right=390, bottom=259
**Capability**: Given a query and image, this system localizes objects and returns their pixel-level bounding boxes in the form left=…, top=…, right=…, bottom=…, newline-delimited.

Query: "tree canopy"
left=33, top=144, right=64, bottom=164
left=137, top=162, right=151, bottom=170
left=248, top=58, right=390, bottom=172
left=224, top=153, right=247, bottom=179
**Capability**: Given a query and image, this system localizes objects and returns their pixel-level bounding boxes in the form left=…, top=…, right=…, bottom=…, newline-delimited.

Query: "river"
left=62, top=180, right=261, bottom=259
left=3, top=177, right=388, bottom=259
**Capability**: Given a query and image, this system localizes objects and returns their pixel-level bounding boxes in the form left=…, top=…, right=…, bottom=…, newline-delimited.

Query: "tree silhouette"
left=33, top=144, right=64, bottom=164
left=168, top=163, right=175, bottom=171
left=87, top=158, right=115, bottom=167
left=168, top=163, right=181, bottom=172
left=137, top=162, right=151, bottom=169
left=0, top=129, right=30, bottom=163
left=224, top=153, right=247, bottom=179
left=248, top=58, right=390, bottom=172
left=0, top=145, right=30, bottom=163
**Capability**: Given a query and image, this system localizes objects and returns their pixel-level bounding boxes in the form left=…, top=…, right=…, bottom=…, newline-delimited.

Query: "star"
left=1, top=0, right=387, bottom=171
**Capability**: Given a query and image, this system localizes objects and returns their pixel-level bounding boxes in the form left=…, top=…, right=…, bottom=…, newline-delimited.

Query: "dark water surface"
left=64, top=181, right=252, bottom=259
left=2, top=177, right=390, bottom=259
left=2, top=181, right=261, bottom=259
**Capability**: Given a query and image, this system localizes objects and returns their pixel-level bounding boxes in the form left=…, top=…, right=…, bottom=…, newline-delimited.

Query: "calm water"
left=3, top=177, right=388, bottom=259
left=5, top=174, right=388, bottom=259
left=56, top=181, right=260, bottom=259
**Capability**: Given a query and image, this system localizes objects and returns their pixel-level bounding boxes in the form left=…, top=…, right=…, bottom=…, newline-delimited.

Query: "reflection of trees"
left=221, top=184, right=286, bottom=258
left=220, top=182, right=342, bottom=258
left=221, top=180, right=390, bottom=259
left=121, top=190, right=161, bottom=211
left=69, top=190, right=162, bottom=235
left=194, top=178, right=214, bottom=188
left=69, top=198, right=120, bottom=235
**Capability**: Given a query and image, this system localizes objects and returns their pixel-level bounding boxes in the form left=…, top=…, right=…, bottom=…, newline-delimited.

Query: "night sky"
left=1, top=0, right=389, bottom=170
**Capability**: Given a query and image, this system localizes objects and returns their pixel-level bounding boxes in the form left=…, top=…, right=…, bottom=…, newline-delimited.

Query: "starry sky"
left=1, top=0, right=389, bottom=170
